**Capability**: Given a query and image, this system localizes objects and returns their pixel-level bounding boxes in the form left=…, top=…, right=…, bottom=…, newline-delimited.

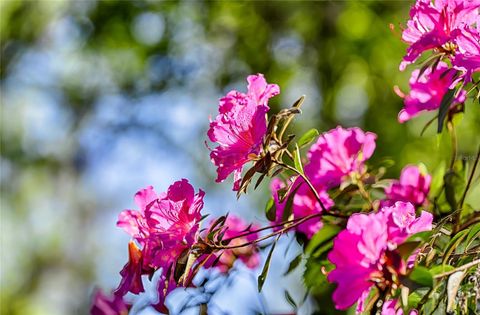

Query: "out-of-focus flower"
left=395, top=62, right=466, bottom=123
left=382, top=299, right=418, bottom=315
left=208, top=74, right=280, bottom=191
left=327, top=202, right=433, bottom=311
left=400, top=0, right=480, bottom=70
left=304, top=126, right=377, bottom=188
left=153, top=274, right=177, bottom=314
left=270, top=177, right=334, bottom=239
left=90, top=289, right=130, bottom=315
left=206, top=215, right=260, bottom=272
left=384, top=165, right=431, bottom=206
left=116, top=180, right=204, bottom=293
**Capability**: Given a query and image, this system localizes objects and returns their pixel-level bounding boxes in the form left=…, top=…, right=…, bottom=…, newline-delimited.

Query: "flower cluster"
left=92, top=9, right=480, bottom=309
left=207, top=74, right=280, bottom=191
left=327, top=202, right=433, bottom=312
left=397, top=0, right=479, bottom=123
left=384, top=165, right=431, bottom=207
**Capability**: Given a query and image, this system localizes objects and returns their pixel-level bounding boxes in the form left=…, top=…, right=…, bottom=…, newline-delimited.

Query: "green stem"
left=459, top=144, right=480, bottom=209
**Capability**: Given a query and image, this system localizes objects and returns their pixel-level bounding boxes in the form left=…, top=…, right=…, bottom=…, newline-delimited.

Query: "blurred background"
left=1, top=1, right=479, bottom=314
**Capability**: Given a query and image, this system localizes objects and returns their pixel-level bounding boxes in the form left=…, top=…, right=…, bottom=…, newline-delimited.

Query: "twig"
left=433, top=259, right=480, bottom=279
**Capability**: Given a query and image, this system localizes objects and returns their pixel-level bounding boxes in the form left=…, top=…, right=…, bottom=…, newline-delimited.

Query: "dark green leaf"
left=284, top=253, right=302, bottom=276
left=444, top=170, right=459, bottom=211
left=437, top=88, right=455, bottom=133
left=257, top=237, right=279, bottom=292
left=284, top=290, right=297, bottom=309
left=297, top=128, right=319, bottom=148
left=265, top=198, right=277, bottom=222
left=282, top=183, right=301, bottom=222
left=465, top=222, right=480, bottom=250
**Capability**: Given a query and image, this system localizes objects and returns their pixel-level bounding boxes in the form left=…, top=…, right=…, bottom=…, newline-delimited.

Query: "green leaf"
left=409, top=266, right=434, bottom=288
left=306, top=224, right=341, bottom=256
left=442, top=229, right=468, bottom=263
left=444, top=170, right=459, bottom=211
left=465, top=223, right=480, bottom=250
left=397, top=241, right=422, bottom=261
left=405, top=230, right=433, bottom=243
left=282, top=183, right=301, bottom=222
left=265, top=198, right=277, bottom=222
left=284, top=253, right=302, bottom=276
left=293, top=144, right=304, bottom=175
left=297, top=128, right=319, bottom=148
left=437, top=88, right=455, bottom=133
left=430, top=265, right=454, bottom=276
left=257, top=237, right=279, bottom=292
left=284, top=290, right=297, bottom=309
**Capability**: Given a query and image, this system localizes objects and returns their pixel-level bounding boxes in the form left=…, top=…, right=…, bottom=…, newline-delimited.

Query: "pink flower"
left=115, top=242, right=146, bottom=296
left=270, top=177, right=334, bottom=239
left=400, top=0, right=480, bottom=70
left=452, top=27, right=480, bottom=82
left=153, top=274, right=177, bottom=314
left=90, top=289, right=130, bottom=315
left=328, top=202, right=433, bottom=311
left=382, top=299, right=418, bottom=315
left=304, top=126, right=377, bottom=188
left=395, top=62, right=466, bottom=123
left=116, top=180, right=204, bottom=291
left=206, top=215, right=260, bottom=272
left=385, top=165, right=431, bottom=206
left=208, top=74, right=280, bottom=191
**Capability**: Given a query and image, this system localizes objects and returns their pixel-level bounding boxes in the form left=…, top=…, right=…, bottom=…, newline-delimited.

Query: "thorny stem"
left=459, top=144, right=480, bottom=209
left=433, top=259, right=480, bottom=279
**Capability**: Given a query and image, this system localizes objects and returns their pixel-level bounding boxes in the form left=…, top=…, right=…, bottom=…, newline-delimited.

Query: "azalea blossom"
left=452, top=26, right=480, bottom=83
left=270, top=177, right=334, bottom=238
left=116, top=180, right=204, bottom=293
left=90, top=289, right=130, bottom=315
left=400, top=0, right=480, bottom=70
left=382, top=299, right=418, bottom=315
left=206, top=215, right=260, bottom=272
left=395, top=62, right=466, bottom=123
left=208, top=74, right=280, bottom=191
left=327, top=202, right=433, bottom=311
left=304, top=126, right=377, bottom=188
left=384, top=165, right=431, bottom=206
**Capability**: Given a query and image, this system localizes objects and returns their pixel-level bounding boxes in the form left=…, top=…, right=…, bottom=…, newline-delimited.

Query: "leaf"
left=405, top=230, right=433, bottom=243
left=430, top=264, right=454, bottom=276
left=437, top=88, right=456, bottom=133
left=282, top=183, right=301, bottom=222
left=306, top=224, right=341, bottom=256
left=442, top=229, right=468, bottom=263
left=297, top=128, right=319, bottom=148
left=257, top=237, right=279, bottom=292
left=408, top=266, right=434, bottom=288
left=444, top=170, right=459, bottom=211
left=465, top=222, right=480, bottom=250
left=284, top=253, right=302, bottom=276
left=284, top=290, right=297, bottom=309
left=293, top=144, right=304, bottom=175
left=397, top=241, right=422, bottom=260
left=265, top=198, right=277, bottom=222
